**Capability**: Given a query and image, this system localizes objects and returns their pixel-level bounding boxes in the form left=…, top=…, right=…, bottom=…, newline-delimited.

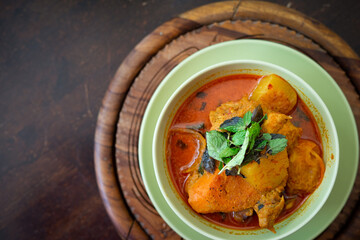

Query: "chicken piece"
left=187, top=169, right=261, bottom=213
left=287, top=140, right=325, bottom=195
left=241, top=150, right=289, bottom=192
left=254, top=187, right=285, bottom=233
left=250, top=74, right=297, bottom=114
left=262, top=112, right=302, bottom=151
left=209, top=97, right=258, bottom=130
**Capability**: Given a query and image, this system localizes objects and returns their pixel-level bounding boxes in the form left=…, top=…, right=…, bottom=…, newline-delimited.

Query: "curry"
left=166, top=73, right=324, bottom=232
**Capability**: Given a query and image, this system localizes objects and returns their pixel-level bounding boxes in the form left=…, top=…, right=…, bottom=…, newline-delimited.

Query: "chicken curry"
left=166, top=73, right=324, bottom=232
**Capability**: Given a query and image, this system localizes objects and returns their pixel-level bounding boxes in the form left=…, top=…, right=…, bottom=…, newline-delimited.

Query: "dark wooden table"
left=1, top=0, right=359, bottom=239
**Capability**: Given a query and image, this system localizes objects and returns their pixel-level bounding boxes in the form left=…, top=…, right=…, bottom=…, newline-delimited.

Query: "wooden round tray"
left=94, top=1, right=360, bottom=239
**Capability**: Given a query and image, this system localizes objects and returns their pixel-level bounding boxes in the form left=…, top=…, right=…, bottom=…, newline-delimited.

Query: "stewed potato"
left=250, top=74, right=297, bottom=114
left=241, top=150, right=289, bottom=192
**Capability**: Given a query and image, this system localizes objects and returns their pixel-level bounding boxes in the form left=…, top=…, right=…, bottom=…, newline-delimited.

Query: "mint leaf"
left=253, top=133, right=271, bottom=151
left=218, top=162, right=223, bottom=171
left=198, top=164, right=204, bottom=175
left=262, top=133, right=272, bottom=141
left=208, top=108, right=287, bottom=175
left=268, top=138, right=288, bottom=155
left=254, top=140, right=267, bottom=151
left=200, top=148, right=215, bottom=174
left=270, top=133, right=286, bottom=139
left=219, top=147, right=240, bottom=158
left=220, top=117, right=245, bottom=133
left=222, top=156, right=232, bottom=164
left=219, top=130, right=250, bottom=174
left=232, top=130, right=246, bottom=146
left=219, top=110, right=255, bottom=132
left=247, top=122, right=261, bottom=150
left=206, top=131, right=228, bottom=161
left=242, top=150, right=264, bottom=165
left=259, top=113, right=268, bottom=124
left=243, top=111, right=252, bottom=127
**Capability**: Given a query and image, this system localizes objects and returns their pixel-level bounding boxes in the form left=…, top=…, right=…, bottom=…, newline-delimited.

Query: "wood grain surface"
left=98, top=1, right=360, bottom=239
left=1, top=0, right=360, bottom=240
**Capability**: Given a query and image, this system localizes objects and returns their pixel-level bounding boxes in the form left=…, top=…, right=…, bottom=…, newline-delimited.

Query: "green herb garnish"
left=205, top=105, right=288, bottom=175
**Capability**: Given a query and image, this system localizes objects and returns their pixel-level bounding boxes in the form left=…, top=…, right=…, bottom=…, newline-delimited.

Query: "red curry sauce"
left=166, top=74, right=322, bottom=229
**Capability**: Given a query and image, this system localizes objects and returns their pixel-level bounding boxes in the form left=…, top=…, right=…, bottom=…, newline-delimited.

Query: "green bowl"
left=153, top=60, right=339, bottom=240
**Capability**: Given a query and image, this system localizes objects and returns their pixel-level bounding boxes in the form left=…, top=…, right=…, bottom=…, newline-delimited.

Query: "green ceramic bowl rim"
left=138, top=39, right=359, bottom=240
left=153, top=60, right=339, bottom=240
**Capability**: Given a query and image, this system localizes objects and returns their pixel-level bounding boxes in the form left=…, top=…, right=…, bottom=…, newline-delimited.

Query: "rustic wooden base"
left=94, top=1, right=360, bottom=239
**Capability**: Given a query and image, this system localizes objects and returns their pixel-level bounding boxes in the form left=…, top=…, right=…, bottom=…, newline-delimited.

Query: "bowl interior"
left=153, top=60, right=339, bottom=240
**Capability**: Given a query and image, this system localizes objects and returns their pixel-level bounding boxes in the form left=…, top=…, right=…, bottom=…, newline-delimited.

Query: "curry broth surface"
left=166, top=74, right=322, bottom=229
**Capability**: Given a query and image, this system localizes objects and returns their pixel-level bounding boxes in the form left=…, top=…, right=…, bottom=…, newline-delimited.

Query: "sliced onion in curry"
left=168, top=128, right=206, bottom=173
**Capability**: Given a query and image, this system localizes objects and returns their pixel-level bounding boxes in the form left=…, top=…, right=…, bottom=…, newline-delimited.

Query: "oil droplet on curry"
left=166, top=74, right=324, bottom=232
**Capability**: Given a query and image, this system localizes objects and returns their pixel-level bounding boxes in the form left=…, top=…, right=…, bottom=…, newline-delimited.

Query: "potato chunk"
left=250, top=74, right=297, bottom=114
left=241, top=150, right=289, bottom=192
left=287, top=140, right=325, bottom=195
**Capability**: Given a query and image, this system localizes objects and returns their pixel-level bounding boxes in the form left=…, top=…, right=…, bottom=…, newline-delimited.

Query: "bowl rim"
left=152, top=59, right=339, bottom=239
